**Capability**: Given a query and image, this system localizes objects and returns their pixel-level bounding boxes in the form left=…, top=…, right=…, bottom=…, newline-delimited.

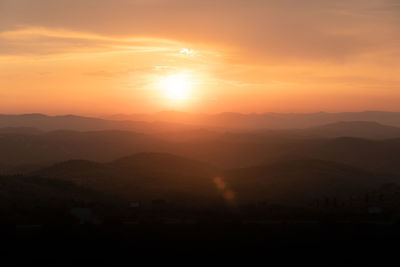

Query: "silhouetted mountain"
left=0, top=113, right=194, bottom=133
left=0, top=175, right=112, bottom=221
left=36, top=153, right=220, bottom=203
left=110, top=153, right=217, bottom=176
left=224, top=159, right=390, bottom=205
left=3, top=113, right=400, bottom=141
left=34, top=155, right=395, bottom=207
left=0, top=130, right=168, bottom=167
left=293, top=121, right=400, bottom=139
left=2, top=112, right=400, bottom=176
left=105, top=111, right=400, bottom=129
left=293, top=137, right=400, bottom=175
left=0, top=127, right=42, bottom=135
left=2, top=127, right=400, bottom=175
left=213, top=121, right=400, bottom=143
left=170, top=136, right=400, bottom=173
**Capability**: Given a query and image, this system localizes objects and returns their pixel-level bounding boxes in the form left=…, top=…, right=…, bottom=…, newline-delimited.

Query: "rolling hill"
left=1, top=128, right=400, bottom=175
left=224, top=159, right=392, bottom=205
left=0, top=174, right=114, bottom=222
left=0, top=113, right=194, bottom=133
left=0, top=130, right=168, bottom=167
left=34, top=154, right=396, bottom=207
left=105, top=111, right=400, bottom=129
left=292, top=121, right=400, bottom=139
left=35, top=153, right=220, bottom=203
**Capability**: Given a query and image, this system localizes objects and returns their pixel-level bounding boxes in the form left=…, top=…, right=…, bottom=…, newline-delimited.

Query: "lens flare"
left=213, top=176, right=235, bottom=201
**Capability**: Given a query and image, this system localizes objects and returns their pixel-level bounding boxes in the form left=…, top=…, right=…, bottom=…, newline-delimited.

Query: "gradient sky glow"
left=1, top=0, right=400, bottom=115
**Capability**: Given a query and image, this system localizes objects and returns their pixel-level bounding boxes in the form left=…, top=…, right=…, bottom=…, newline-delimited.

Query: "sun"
left=159, top=73, right=193, bottom=102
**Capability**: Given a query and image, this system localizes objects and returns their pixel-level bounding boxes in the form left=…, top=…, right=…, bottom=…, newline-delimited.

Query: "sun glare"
left=159, top=73, right=193, bottom=103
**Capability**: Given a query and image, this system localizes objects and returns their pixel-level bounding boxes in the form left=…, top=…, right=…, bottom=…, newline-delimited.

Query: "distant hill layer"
left=0, top=127, right=42, bottom=135
left=292, top=121, right=400, bottom=139
left=105, top=111, right=400, bottom=129
left=0, top=130, right=168, bottom=166
left=218, top=121, right=400, bottom=141
left=0, top=113, right=194, bottom=132
left=1, top=128, right=400, bottom=174
left=4, top=111, right=400, bottom=132
left=35, top=154, right=395, bottom=206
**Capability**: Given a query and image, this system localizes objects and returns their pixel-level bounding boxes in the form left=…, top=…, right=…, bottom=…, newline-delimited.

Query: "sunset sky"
left=1, top=0, right=399, bottom=115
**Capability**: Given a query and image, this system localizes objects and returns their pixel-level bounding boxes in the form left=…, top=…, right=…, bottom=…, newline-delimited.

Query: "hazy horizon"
left=2, top=0, right=400, bottom=114
left=4, top=109, right=400, bottom=118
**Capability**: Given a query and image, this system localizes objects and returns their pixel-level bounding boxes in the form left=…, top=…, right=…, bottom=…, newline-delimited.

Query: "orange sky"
left=1, top=0, right=399, bottom=115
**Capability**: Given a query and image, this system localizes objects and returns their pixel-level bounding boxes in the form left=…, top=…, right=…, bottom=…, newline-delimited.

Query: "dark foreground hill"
left=224, top=159, right=390, bottom=205
left=7, top=153, right=400, bottom=262
left=0, top=175, right=117, bottom=223
left=34, top=154, right=395, bottom=207
left=35, top=153, right=220, bottom=204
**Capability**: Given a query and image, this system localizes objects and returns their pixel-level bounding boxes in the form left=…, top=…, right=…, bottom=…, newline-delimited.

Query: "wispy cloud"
left=0, top=27, right=192, bottom=56
left=1, top=0, right=399, bottom=63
